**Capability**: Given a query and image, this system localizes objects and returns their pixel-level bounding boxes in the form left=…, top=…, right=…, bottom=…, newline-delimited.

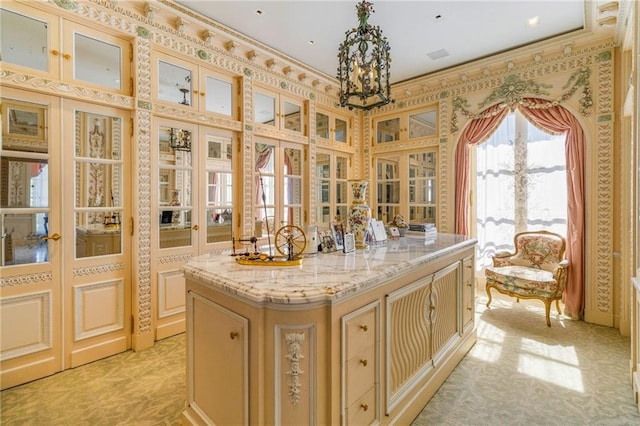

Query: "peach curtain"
left=454, top=99, right=585, bottom=319
left=519, top=98, right=585, bottom=319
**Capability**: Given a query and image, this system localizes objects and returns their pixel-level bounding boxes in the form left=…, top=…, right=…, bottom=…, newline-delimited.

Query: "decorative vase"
left=348, top=180, right=372, bottom=249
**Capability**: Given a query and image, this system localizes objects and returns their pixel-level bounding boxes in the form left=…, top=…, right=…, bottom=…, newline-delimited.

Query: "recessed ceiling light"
left=308, top=40, right=315, bottom=45
left=256, top=9, right=263, bottom=15
left=527, top=16, right=539, bottom=28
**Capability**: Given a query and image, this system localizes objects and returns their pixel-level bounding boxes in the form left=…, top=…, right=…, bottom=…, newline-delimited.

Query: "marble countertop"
left=182, top=233, right=476, bottom=305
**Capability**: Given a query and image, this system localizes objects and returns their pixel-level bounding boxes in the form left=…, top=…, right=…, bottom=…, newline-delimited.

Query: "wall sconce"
left=169, top=128, right=192, bottom=152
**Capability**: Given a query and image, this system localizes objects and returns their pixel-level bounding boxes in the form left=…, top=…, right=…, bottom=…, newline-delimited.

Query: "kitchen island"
left=181, top=233, right=477, bottom=426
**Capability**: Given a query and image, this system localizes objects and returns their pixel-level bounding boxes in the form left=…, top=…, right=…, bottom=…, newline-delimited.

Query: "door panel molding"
left=0, top=290, right=52, bottom=361
left=73, top=279, right=124, bottom=341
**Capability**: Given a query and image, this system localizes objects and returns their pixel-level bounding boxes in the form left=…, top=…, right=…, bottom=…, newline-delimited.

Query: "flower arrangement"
left=389, top=214, right=408, bottom=229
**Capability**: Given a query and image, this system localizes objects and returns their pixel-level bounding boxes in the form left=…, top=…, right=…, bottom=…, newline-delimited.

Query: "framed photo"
left=208, top=140, right=222, bottom=158
left=343, top=232, right=355, bottom=253
left=370, top=218, right=388, bottom=242
left=389, top=226, right=400, bottom=238
left=321, top=232, right=335, bottom=252
left=2, top=101, right=45, bottom=141
left=331, top=223, right=344, bottom=250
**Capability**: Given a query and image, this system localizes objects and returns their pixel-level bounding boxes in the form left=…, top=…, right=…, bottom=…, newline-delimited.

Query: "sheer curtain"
left=475, top=110, right=567, bottom=270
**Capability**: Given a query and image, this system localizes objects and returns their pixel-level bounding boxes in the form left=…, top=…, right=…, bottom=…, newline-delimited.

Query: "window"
left=475, top=109, right=567, bottom=269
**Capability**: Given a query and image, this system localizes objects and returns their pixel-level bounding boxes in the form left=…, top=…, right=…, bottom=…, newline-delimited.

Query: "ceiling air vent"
left=427, top=49, right=450, bottom=60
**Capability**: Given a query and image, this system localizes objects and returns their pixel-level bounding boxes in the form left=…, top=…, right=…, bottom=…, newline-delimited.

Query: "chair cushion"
left=485, top=265, right=559, bottom=298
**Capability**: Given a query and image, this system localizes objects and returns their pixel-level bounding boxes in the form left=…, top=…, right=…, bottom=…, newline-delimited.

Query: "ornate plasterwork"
left=157, top=253, right=193, bottom=265
left=135, top=35, right=153, bottom=335
left=285, top=332, right=305, bottom=405
left=438, top=98, right=450, bottom=232
left=73, top=262, right=125, bottom=277
left=0, top=70, right=134, bottom=108
left=153, top=105, right=242, bottom=131
left=242, top=76, right=256, bottom=237
left=450, top=68, right=593, bottom=134
left=1, top=272, right=53, bottom=287
left=594, top=53, right=614, bottom=313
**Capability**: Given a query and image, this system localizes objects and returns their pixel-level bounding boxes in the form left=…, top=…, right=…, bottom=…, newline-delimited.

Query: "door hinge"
left=130, top=315, right=135, bottom=334
left=130, top=77, right=134, bottom=97
left=130, top=217, right=134, bottom=236
left=130, top=118, right=134, bottom=137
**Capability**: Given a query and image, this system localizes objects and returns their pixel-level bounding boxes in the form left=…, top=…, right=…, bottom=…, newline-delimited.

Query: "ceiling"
left=176, top=0, right=595, bottom=84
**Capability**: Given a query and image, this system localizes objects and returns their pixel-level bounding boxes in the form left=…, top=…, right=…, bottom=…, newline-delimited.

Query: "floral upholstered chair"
left=485, top=230, right=569, bottom=327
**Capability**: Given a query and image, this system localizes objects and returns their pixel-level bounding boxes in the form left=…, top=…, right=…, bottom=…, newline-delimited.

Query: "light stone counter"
left=182, top=233, right=476, bottom=306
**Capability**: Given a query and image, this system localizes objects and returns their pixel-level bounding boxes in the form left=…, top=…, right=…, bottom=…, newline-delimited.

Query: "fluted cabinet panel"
left=386, top=276, right=433, bottom=410
left=430, top=263, right=459, bottom=360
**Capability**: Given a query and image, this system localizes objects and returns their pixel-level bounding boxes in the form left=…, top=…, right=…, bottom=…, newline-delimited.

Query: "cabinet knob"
left=359, top=359, right=368, bottom=367
left=192, top=224, right=199, bottom=231
left=359, top=324, right=368, bottom=332
left=466, top=307, right=472, bottom=311
left=230, top=331, right=239, bottom=340
left=360, top=403, right=369, bottom=411
left=63, top=53, right=72, bottom=60
left=200, top=92, right=206, bottom=96
left=51, top=49, right=60, bottom=56
left=430, top=305, right=435, bottom=311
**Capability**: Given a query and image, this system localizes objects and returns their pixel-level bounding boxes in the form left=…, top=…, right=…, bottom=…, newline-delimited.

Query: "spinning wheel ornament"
left=275, top=225, right=307, bottom=258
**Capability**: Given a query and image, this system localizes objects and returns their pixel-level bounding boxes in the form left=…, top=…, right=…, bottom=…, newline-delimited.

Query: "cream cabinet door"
left=187, top=291, right=248, bottom=426
left=62, top=100, right=132, bottom=368
left=0, top=89, right=63, bottom=389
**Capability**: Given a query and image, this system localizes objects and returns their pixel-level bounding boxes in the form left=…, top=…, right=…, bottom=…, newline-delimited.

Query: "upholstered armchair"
left=485, top=230, right=569, bottom=327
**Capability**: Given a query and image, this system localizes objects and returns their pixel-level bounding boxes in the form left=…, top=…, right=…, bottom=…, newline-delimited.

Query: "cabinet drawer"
left=345, top=345, right=376, bottom=406
left=346, top=386, right=376, bottom=426
left=345, top=310, right=376, bottom=360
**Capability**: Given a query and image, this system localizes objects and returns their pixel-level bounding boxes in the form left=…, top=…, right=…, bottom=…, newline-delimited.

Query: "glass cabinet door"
left=204, top=75, right=233, bottom=116
left=1, top=99, right=51, bottom=265
left=315, top=151, right=349, bottom=228
left=376, top=156, right=401, bottom=223
left=408, top=152, right=437, bottom=224
left=408, top=109, right=437, bottom=139
left=74, top=111, right=124, bottom=258
left=63, top=21, right=131, bottom=94
left=158, top=60, right=193, bottom=106
left=205, top=132, right=234, bottom=243
left=0, top=4, right=60, bottom=79
left=157, top=126, right=193, bottom=249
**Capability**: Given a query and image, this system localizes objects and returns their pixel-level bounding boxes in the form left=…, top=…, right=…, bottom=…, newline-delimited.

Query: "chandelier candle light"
left=337, top=1, right=393, bottom=110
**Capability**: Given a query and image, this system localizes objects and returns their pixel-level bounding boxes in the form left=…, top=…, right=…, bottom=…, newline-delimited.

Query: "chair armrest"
left=553, top=260, right=570, bottom=291
left=491, top=251, right=515, bottom=267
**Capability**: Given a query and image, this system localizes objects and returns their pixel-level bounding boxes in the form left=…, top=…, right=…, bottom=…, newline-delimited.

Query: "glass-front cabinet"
left=316, top=151, right=349, bottom=227
left=157, top=125, right=193, bottom=249
left=373, top=107, right=438, bottom=144
left=153, top=51, right=238, bottom=119
left=374, top=150, right=437, bottom=227
left=315, top=109, right=350, bottom=144
left=0, top=3, right=131, bottom=95
left=254, top=87, right=306, bottom=134
left=203, top=130, right=235, bottom=244
left=254, top=140, right=304, bottom=238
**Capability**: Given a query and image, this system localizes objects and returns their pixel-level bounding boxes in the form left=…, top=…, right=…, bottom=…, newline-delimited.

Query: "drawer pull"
left=466, top=307, right=472, bottom=311
left=230, top=331, right=239, bottom=340
left=359, top=324, right=368, bottom=332
left=359, top=359, right=368, bottom=367
left=360, top=403, right=369, bottom=411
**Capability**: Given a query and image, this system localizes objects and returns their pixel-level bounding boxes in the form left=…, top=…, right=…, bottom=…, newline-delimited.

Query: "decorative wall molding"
left=0, top=291, right=52, bottom=361
left=285, top=332, right=305, bottom=405
left=0, top=272, right=53, bottom=287
left=73, top=262, right=125, bottom=277
left=157, top=253, right=193, bottom=264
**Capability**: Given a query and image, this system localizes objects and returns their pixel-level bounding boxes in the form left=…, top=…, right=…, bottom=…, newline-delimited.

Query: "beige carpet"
left=1, top=292, right=637, bottom=425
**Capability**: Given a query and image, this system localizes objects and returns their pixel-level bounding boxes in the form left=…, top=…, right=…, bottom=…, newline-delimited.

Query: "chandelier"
left=337, top=1, right=392, bottom=110
left=169, top=128, right=192, bottom=152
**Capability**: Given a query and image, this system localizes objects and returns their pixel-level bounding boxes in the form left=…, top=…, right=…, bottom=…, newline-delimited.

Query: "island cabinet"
left=181, top=234, right=477, bottom=426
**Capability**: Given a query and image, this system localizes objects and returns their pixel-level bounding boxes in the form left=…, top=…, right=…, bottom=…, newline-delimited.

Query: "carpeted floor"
left=1, top=292, right=637, bottom=425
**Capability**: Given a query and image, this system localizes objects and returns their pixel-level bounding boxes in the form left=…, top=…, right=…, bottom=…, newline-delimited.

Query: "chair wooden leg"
left=555, top=299, right=561, bottom=315
left=486, top=285, right=493, bottom=308
left=544, top=300, right=552, bottom=327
